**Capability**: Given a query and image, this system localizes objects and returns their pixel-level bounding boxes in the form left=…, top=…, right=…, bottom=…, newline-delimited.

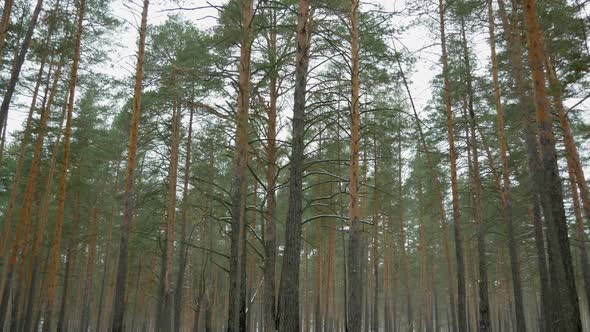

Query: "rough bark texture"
left=24, top=85, right=68, bottom=332
left=174, top=106, right=193, bottom=332
left=158, top=95, right=180, bottom=332
left=459, top=16, right=491, bottom=332
left=44, top=0, right=85, bottom=328
left=497, top=1, right=552, bottom=330
left=439, top=1, right=466, bottom=330
left=547, top=53, right=590, bottom=312
left=263, top=17, right=278, bottom=330
left=347, top=0, right=362, bottom=329
left=111, top=1, right=148, bottom=330
left=487, top=1, right=526, bottom=330
left=546, top=55, right=590, bottom=229
left=227, top=0, right=252, bottom=330
left=0, top=55, right=47, bottom=326
left=0, top=56, right=48, bottom=257
left=522, top=0, right=582, bottom=330
left=277, top=0, right=309, bottom=330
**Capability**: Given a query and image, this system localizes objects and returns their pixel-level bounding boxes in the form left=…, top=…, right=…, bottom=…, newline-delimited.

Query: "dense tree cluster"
left=0, top=0, right=589, bottom=331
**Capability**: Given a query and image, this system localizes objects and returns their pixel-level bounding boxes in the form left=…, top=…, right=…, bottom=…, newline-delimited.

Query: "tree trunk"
left=0, top=50, right=46, bottom=325
left=3, top=57, right=63, bottom=332
left=277, top=0, right=309, bottom=330
left=111, top=1, right=148, bottom=330
left=372, top=141, right=379, bottom=332
left=315, top=172, right=323, bottom=332
left=263, top=18, right=279, bottom=328
left=55, top=192, right=81, bottom=332
left=0, top=0, right=44, bottom=135
left=0, top=0, right=14, bottom=55
left=459, top=15, right=491, bottom=332
left=497, top=1, right=552, bottom=330
left=486, top=1, right=527, bottom=330
left=43, top=0, right=85, bottom=328
left=347, top=0, right=362, bottom=328
left=325, top=181, right=336, bottom=332
left=394, top=41, right=457, bottom=332
left=0, top=53, right=49, bottom=257
left=22, top=87, right=68, bottom=332
left=173, top=105, right=194, bottom=332
left=438, top=1, right=466, bottom=330
left=546, top=55, right=590, bottom=229
left=96, top=162, right=120, bottom=332
left=158, top=91, right=180, bottom=332
left=397, top=117, right=412, bottom=332
left=80, top=207, right=99, bottom=332
left=567, top=155, right=590, bottom=313
left=522, top=1, right=582, bottom=330
left=227, top=0, right=253, bottom=331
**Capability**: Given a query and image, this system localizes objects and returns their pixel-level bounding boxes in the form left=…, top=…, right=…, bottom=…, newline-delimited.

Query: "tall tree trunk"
left=397, top=118, right=412, bottom=332
left=96, top=161, right=120, bottom=332
left=0, top=37, right=61, bottom=320
left=458, top=15, right=491, bottom=332
left=0, top=53, right=50, bottom=257
left=361, top=154, right=369, bottom=332
left=303, top=238, right=310, bottom=332
left=417, top=172, right=426, bottom=332
left=22, top=86, right=68, bottom=332
left=325, top=181, right=336, bottom=332
left=174, top=106, right=194, bottom=332
left=110, top=1, right=148, bottom=330
left=246, top=181, right=258, bottom=332
left=0, top=0, right=14, bottom=55
left=56, top=191, right=81, bottom=332
left=497, top=1, right=552, bottom=330
left=4, top=51, right=62, bottom=332
left=227, top=0, right=253, bottom=330
left=158, top=91, right=180, bottom=332
left=567, top=155, right=590, bottom=313
left=347, top=0, right=362, bottom=328
left=545, top=55, right=590, bottom=229
left=546, top=52, right=590, bottom=317
left=0, top=54, right=46, bottom=326
left=80, top=207, right=99, bottom=332
left=0, top=0, right=44, bottom=136
left=522, top=1, right=582, bottom=330
left=486, top=1, right=526, bottom=330
left=44, top=0, right=85, bottom=324
left=394, top=42, right=457, bottom=332
left=438, top=1, right=466, bottom=330
left=372, top=141, right=379, bottom=332
left=315, top=172, right=323, bottom=332
left=277, top=0, right=309, bottom=330
left=263, top=21, right=278, bottom=330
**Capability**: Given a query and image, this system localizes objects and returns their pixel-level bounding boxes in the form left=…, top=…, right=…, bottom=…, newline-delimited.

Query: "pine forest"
left=1, top=0, right=590, bottom=331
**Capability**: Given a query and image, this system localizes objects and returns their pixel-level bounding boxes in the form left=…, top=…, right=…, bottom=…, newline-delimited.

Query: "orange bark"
left=439, top=0, right=465, bottom=330
left=45, top=0, right=86, bottom=318
left=110, top=1, right=148, bottom=330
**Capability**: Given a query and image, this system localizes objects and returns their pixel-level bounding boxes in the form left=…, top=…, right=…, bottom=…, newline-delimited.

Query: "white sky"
left=4, top=0, right=588, bottom=141
left=5, top=0, right=442, bottom=138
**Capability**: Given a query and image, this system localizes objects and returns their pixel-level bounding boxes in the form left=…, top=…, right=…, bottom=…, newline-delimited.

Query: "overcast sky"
left=3, top=0, right=451, bottom=137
